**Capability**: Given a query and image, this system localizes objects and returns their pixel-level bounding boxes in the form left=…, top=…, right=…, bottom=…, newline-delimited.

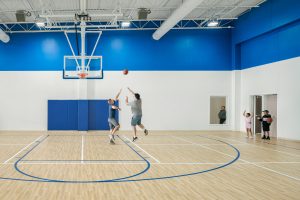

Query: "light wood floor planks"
left=0, top=131, right=299, bottom=200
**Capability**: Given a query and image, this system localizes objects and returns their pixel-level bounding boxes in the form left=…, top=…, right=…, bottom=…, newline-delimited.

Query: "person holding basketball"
left=257, top=110, right=272, bottom=140
left=126, top=87, right=149, bottom=142
left=107, top=89, right=122, bottom=144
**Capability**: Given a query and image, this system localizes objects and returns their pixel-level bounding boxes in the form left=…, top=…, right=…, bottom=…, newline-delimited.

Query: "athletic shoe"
left=144, top=129, right=149, bottom=136
left=112, top=134, right=115, bottom=140
left=266, top=136, right=270, bottom=140
left=132, top=137, right=138, bottom=142
left=110, top=138, right=115, bottom=144
left=262, top=135, right=266, bottom=139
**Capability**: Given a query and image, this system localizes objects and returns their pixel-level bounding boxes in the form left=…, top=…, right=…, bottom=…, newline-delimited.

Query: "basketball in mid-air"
left=123, top=69, right=129, bottom=75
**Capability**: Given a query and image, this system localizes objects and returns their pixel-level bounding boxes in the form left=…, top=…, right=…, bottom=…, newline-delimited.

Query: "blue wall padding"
left=48, top=100, right=116, bottom=131
left=48, top=100, right=78, bottom=130
left=88, top=100, right=119, bottom=130
left=77, top=100, right=89, bottom=131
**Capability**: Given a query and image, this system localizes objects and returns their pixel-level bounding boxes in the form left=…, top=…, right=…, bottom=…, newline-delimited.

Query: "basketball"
left=123, top=69, right=129, bottom=75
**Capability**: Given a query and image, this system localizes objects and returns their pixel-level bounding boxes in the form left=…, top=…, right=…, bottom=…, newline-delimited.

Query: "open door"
left=253, top=96, right=262, bottom=135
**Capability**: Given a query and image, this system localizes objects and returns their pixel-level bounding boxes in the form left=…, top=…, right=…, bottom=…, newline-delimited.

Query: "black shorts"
left=262, top=124, right=270, bottom=131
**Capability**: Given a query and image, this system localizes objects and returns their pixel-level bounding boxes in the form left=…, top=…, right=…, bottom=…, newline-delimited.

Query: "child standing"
left=243, top=110, right=253, bottom=138
left=258, top=110, right=272, bottom=140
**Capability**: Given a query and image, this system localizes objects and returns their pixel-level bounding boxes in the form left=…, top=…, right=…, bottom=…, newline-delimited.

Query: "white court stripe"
left=0, top=161, right=300, bottom=166
left=3, top=135, right=44, bottom=164
left=123, top=136, right=161, bottom=163
left=138, top=143, right=247, bottom=146
left=81, top=135, right=84, bottom=164
left=212, top=135, right=300, bottom=157
left=0, top=144, right=29, bottom=146
left=3, top=161, right=300, bottom=165
left=173, top=136, right=300, bottom=181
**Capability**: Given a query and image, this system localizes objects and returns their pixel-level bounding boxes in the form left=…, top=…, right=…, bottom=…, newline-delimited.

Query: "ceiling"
left=0, top=0, right=265, bottom=23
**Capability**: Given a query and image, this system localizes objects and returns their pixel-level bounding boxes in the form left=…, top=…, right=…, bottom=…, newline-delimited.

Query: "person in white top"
left=243, top=110, right=253, bottom=138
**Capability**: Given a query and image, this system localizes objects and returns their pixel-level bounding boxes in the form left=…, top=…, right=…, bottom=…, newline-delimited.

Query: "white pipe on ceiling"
left=0, top=28, right=10, bottom=43
left=39, top=13, right=123, bottom=18
left=152, top=0, right=205, bottom=40
left=80, top=0, right=87, bottom=13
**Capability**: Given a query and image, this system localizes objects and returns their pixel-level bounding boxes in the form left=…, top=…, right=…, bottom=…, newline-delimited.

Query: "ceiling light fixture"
left=207, top=20, right=219, bottom=27
left=121, top=21, right=131, bottom=28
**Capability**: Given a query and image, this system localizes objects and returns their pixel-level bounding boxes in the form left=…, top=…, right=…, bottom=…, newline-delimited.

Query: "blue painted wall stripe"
left=0, top=29, right=232, bottom=71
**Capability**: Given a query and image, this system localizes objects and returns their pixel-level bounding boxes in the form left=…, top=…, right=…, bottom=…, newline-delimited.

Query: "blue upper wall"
left=0, top=29, right=232, bottom=71
left=1, top=0, right=299, bottom=71
left=232, top=0, right=300, bottom=69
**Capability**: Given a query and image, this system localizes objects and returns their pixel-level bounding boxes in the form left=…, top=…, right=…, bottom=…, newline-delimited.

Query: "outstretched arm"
left=126, top=96, right=129, bottom=105
left=127, top=87, right=135, bottom=95
left=115, top=88, right=122, bottom=101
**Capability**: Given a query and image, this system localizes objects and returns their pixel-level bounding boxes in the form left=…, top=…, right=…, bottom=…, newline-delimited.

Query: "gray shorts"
left=131, top=115, right=142, bottom=126
left=108, top=118, right=119, bottom=130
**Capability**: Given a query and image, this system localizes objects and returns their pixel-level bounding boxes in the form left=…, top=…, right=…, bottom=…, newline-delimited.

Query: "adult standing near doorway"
left=218, top=106, right=226, bottom=124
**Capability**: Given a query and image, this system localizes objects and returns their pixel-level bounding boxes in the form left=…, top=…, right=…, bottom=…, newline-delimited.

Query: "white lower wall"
left=238, top=57, right=300, bottom=140
left=0, top=71, right=232, bottom=131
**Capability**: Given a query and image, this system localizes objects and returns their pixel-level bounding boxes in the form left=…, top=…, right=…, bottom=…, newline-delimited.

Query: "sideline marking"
left=81, top=135, right=84, bottom=164
left=123, top=136, right=160, bottom=163
left=4, top=135, right=44, bottom=164
left=174, top=136, right=300, bottom=182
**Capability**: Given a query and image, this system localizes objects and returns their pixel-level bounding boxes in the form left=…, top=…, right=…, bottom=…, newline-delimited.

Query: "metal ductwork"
left=15, top=10, right=31, bottom=22
left=138, top=8, right=151, bottom=20
left=0, top=29, right=10, bottom=43
left=152, top=0, right=204, bottom=40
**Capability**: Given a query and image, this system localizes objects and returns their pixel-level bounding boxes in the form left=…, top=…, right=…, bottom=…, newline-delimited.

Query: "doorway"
left=264, top=94, right=277, bottom=138
left=253, top=96, right=262, bottom=135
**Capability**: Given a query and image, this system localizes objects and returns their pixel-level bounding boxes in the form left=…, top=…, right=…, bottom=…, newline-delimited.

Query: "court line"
left=123, top=136, right=161, bottom=163
left=138, top=143, right=247, bottom=146
left=4, top=161, right=300, bottom=165
left=212, top=135, right=300, bottom=157
left=1, top=135, right=240, bottom=183
left=0, top=144, right=29, bottom=146
left=81, top=135, right=84, bottom=164
left=20, top=159, right=143, bottom=162
left=261, top=142, right=300, bottom=151
left=9, top=135, right=150, bottom=183
left=174, top=136, right=300, bottom=182
left=3, top=135, right=44, bottom=164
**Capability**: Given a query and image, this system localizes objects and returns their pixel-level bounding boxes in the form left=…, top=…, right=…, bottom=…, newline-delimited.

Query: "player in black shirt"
left=257, top=110, right=272, bottom=140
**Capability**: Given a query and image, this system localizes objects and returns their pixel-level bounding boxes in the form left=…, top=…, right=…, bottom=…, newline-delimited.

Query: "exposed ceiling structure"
left=0, top=0, right=266, bottom=33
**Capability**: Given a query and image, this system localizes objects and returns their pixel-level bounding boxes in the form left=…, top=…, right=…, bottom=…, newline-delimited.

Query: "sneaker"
left=144, top=129, right=149, bottom=136
left=262, top=135, right=266, bottom=139
left=266, top=136, right=270, bottom=140
left=132, top=137, right=138, bottom=142
left=112, top=134, right=115, bottom=140
left=110, top=138, right=115, bottom=144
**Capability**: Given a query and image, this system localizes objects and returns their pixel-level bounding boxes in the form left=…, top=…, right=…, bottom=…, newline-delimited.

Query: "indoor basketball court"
left=0, top=0, right=299, bottom=199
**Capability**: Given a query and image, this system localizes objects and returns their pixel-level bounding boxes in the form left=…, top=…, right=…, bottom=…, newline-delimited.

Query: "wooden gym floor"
left=0, top=131, right=299, bottom=200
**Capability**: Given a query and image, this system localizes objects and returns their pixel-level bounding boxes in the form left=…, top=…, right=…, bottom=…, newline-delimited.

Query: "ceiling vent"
left=15, top=10, right=31, bottom=22
left=138, top=8, right=151, bottom=20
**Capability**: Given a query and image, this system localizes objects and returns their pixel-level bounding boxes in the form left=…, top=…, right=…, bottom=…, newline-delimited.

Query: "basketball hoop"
left=78, top=72, right=88, bottom=79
